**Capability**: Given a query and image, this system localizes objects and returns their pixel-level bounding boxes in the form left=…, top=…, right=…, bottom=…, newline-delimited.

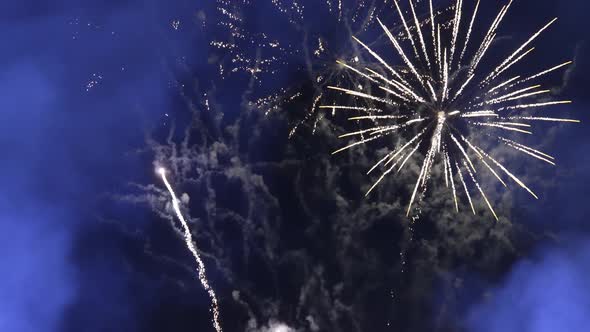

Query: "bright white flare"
left=158, top=168, right=223, bottom=332
left=325, top=0, right=577, bottom=219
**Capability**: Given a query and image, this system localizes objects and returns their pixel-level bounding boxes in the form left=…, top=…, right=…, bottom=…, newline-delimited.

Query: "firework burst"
left=324, top=0, right=578, bottom=220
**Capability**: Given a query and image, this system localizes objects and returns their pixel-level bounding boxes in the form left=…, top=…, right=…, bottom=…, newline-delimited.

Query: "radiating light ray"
left=474, top=146, right=539, bottom=199
left=398, top=142, right=422, bottom=173
left=429, top=0, right=437, bottom=64
left=352, top=36, right=409, bottom=85
left=463, top=159, right=499, bottom=220
left=451, top=133, right=476, bottom=172
left=348, top=115, right=407, bottom=120
left=486, top=85, right=542, bottom=105
left=485, top=47, right=535, bottom=84
left=409, top=0, right=432, bottom=70
left=502, top=139, right=554, bottom=160
left=443, top=146, right=450, bottom=187
left=393, top=0, right=421, bottom=62
left=368, top=128, right=427, bottom=175
left=407, top=151, right=430, bottom=216
left=379, top=86, right=414, bottom=102
left=442, top=49, right=449, bottom=101
left=517, top=61, right=573, bottom=85
left=458, top=0, right=480, bottom=67
left=332, top=134, right=382, bottom=155
left=471, top=122, right=533, bottom=134
left=365, top=152, right=407, bottom=196
left=437, top=24, right=442, bottom=76
left=496, top=88, right=550, bottom=105
left=486, top=18, right=558, bottom=83
left=446, top=151, right=459, bottom=212
left=365, top=68, right=414, bottom=101
left=338, top=125, right=400, bottom=138
left=452, top=73, right=474, bottom=101
left=470, top=31, right=496, bottom=72
left=365, top=68, right=423, bottom=102
left=327, top=85, right=397, bottom=105
left=449, top=0, right=463, bottom=66
left=490, top=121, right=531, bottom=128
left=461, top=110, right=499, bottom=118
left=484, top=47, right=535, bottom=84
left=408, top=115, right=445, bottom=214
left=502, top=141, right=556, bottom=165
left=461, top=113, right=499, bottom=118
left=488, top=3, right=511, bottom=43
left=319, top=105, right=384, bottom=113
left=461, top=136, right=508, bottom=187
left=371, top=123, right=424, bottom=136
left=158, top=168, right=223, bottom=332
left=500, top=100, right=572, bottom=111
left=422, top=114, right=447, bottom=188
left=427, top=81, right=438, bottom=102
left=488, top=75, right=521, bottom=94
left=377, top=18, right=424, bottom=86
left=507, top=116, right=580, bottom=123
left=337, top=59, right=378, bottom=83
left=434, top=113, right=446, bottom=155
left=339, top=117, right=424, bottom=138
left=456, top=162, right=476, bottom=215
left=471, top=2, right=511, bottom=72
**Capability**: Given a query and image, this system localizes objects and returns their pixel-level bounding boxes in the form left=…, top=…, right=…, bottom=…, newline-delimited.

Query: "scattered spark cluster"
left=211, top=0, right=401, bottom=81
left=85, top=73, right=103, bottom=92
left=158, top=168, right=223, bottom=332
left=212, top=0, right=296, bottom=78
left=325, top=0, right=578, bottom=219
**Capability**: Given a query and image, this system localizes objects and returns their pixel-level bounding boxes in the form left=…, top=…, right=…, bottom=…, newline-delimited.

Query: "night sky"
left=2, top=0, right=590, bottom=331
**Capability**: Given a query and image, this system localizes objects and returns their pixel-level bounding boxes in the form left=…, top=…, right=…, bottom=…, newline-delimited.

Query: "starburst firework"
left=324, top=0, right=578, bottom=219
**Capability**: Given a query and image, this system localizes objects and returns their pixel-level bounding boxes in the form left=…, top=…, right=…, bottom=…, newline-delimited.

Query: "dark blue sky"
left=1, top=0, right=170, bottom=330
left=1, top=0, right=589, bottom=331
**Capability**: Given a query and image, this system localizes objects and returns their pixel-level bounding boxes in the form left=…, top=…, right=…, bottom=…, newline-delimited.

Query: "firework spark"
left=158, top=168, right=223, bottom=332
left=325, top=0, right=577, bottom=218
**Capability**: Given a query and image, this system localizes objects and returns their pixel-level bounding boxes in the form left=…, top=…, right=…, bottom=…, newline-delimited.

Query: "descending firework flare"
left=158, top=168, right=223, bottom=332
left=324, top=0, right=578, bottom=219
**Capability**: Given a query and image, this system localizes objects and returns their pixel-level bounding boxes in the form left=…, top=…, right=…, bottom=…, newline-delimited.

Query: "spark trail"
left=324, top=0, right=578, bottom=219
left=158, top=168, right=223, bottom=332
